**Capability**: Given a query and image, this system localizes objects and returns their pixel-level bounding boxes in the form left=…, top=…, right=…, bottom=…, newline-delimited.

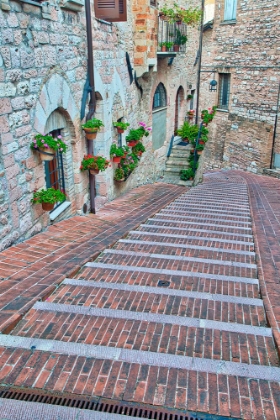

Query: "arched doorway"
left=152, top=83, right=167, bottom=150
left=174, top=86, right=184, bottom=133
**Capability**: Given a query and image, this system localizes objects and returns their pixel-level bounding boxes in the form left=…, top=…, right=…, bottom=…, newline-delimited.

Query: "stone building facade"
left=200, top=0, right=280, bottom=174
left=0, top=0, right=200, bottom=250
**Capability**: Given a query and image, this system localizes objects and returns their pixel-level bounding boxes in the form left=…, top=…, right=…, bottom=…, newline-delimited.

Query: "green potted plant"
left=173, top=29, right=187, bottom=52
left=159, top=41, right=174, bottom=52
left=110, top=144, right=125, bottom=163
left=187, top=94, right=193, bottom=100
left=114, top=167, right=125, bottom=182
left=132, top=142, right=146, bottom=157
left=176, top=121, right=198, bottom=142
left=138, top=122, right=151, bottom=137
left=80, top=154, right=110, bottom=175
left=180, top=168, right=194, bottom=181
left=31, top=134, right=67, bottom=161
left=196, top=144, right=204, bottom=155
left=31, top=188, right=66, bottom=211
left=159, top=4, right=201, bottom=25
left=126, top=129, right=143, bottom=147
left=113, top=121, right=130, bottom=134
left=81, top=118, right=104, bottom=140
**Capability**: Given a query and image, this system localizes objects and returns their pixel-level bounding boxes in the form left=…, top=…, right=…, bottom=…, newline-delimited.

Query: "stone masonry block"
left=0, top=98, right=12, bottom=115
left=0, top=82, right=16, bottom=97
left=0, top=115, right=10, bottom=133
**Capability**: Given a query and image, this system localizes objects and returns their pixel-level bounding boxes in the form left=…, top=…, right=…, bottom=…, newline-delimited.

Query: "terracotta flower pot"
left=114, top=178, right=125, bottom=182
left=39, top=147, right=55, bottom=161
left=89, top=169, right=99, bottom=175
left=42, top=202, right=55, bottom=211
left=116, top=127, right=124, bottom=134
left=173, top=44, right=179, bottom=52
left=199, top=140, right=205, bottom=145
left=83, top=127, right=98, bottom=140
left=197, top=150, right=203, bottom=155
left=112, top=156, right=122, bottom=163
left=127, top=141, right=138, bottom=147
left=188, top=114, right=194, bottom=119
left=161, top=46, right=167, bottom=52
left=138, top=152, right=143, bottom=157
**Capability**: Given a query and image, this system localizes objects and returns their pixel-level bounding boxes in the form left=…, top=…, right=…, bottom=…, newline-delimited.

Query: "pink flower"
left=44, top=144, right=48, bottom=148
left=138, top=122, right=146, bottom=127
left=57, top=135, right=62, bottom=139
left=147, top=127, right=152, bottom=131
left=34, top=144, right=38, bottom=148
left=60, top=148, right=63, bottom=151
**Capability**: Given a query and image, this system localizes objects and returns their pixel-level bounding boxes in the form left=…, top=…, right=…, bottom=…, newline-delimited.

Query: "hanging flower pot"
left=42, top=202, right=55, bottom=211
left=112, top=156, right=122, bottom=163
left=89, top=168, right=100, bottom=175
left=83, top=128, right=98, bottom=140
left=127, top=140, right=138, bottom=147
left=199, top=140, right=205, bottom=145
left=116, top=127, right=124, bottom=134
left=39, top=147, right=55, bottom=161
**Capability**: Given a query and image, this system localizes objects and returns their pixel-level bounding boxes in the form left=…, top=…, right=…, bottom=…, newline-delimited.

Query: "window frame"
left=153, top=83, right=167, bottom=110
left=224, top=0, right=237, bottom=21
left=218, top=73, right=231, bottom=111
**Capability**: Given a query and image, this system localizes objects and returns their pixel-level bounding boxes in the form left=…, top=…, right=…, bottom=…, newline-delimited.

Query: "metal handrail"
left=193, top=122, right=203, bottom=173
left=167, top=134, right=175, bottom=157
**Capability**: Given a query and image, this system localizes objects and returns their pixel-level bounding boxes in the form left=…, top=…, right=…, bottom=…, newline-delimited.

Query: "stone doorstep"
left=0, top=334, right=279, bottom=382
left=103, top=249, right=257, bottom=269
left=140, top=224, right=253, bottom=239
left=63, top=278, right=263, bottom=307
left=32, top=302, right=270, bottom=337
left=119, top=238, right=256, bottom=256
left=128, top=230, right=254, bottom=247
left=148, top=217, right=252, bottom=231
left=85, top=262, right=259, bottom=285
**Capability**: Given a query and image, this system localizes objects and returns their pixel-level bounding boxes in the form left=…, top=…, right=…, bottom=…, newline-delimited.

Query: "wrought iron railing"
left=157, top=18, right=187, bottom=53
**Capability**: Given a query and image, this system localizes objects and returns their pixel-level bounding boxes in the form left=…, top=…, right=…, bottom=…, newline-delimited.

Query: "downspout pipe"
left=195, top=0, right=205, bottom=126
left=85, top=0, right=96, bottom=213
left=270, top=81, right=280, bottom=169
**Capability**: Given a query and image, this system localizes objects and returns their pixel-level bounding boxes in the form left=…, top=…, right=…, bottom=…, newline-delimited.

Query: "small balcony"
left=157, top=17, right=188, bottom=58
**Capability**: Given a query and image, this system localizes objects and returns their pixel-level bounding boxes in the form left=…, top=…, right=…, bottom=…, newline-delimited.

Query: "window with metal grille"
left=153, top=83, right=167, bottom=109
left=224, top=0, right=237, bottom=20
left=44, top=129, right=66, bottom=211
left=218, top=73, right=230, bottom=110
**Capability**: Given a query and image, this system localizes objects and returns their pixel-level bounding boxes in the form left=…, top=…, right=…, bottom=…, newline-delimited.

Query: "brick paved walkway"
left=0, top=172, right=280, bottom=419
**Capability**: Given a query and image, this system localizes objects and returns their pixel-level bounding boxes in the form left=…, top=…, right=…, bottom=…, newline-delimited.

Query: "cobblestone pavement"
left=0, top=172, right=280, bottom=419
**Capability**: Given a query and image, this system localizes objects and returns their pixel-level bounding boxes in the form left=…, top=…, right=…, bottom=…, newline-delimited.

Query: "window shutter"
left=94, top=0, right=127, bottom=22
left=224, top=0, right=237, bottom=20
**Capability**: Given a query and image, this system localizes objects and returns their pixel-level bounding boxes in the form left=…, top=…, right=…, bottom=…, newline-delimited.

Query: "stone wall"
left=0, top=0, right=200, bottom=250
left=200, top=0, right=280, bottom=174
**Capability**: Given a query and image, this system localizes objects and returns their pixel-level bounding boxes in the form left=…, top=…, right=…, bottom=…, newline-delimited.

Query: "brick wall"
left=200, top=0, right=280, bottom=174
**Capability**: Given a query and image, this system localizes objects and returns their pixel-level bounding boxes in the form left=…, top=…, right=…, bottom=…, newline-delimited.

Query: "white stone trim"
left=49, top=201, right=71, bottom=221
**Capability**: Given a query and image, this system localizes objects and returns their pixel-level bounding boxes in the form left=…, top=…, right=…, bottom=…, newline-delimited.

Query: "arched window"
left=153, top=83, right=167, bottom=109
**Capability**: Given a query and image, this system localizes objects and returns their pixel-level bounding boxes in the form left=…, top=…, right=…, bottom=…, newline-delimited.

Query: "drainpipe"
left=85, top=0, right=96, bottom=213
left=195, top=0, right=205, bottom=125
left=270, top=81, right=280, bottom=169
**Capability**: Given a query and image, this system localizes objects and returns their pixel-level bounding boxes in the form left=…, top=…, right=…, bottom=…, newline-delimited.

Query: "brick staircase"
left=163, top=143, right=193, bottom=186
left=1, top=177, right=280, bottom=419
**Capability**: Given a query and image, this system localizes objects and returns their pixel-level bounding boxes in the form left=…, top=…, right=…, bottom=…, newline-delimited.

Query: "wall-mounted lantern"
left=209, top=80, right=217, bottom=91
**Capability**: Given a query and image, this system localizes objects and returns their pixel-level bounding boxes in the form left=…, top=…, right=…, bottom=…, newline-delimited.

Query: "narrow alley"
left=0, top=172, right=280, bottom=419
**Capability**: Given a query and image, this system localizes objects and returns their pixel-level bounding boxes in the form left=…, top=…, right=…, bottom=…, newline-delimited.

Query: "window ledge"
left=217, top=108, right=229, bottom=112
left=220, top=19, right=237, bottom=25
left=50, top=201, right=71, bottom=221
left=152, top=106, right=168, bottom=114
left=20, top=0, right=43, bottom=7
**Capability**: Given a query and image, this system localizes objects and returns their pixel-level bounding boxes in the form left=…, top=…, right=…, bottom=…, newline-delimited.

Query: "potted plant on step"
left=31, top=188, right=66, bottom=211
left=31, top=134, right=67, bottom=161
left=110, top=144, right=125, bottom=163
left=113, top=121, right=130, bottom=134
left=180, top=168, right=194, bottom=181
left=80, top=154, right=110, bottom=175
left=187, top=110, right=195, bottom=119
left=82, top=118, right=104, bottom=140
left=196, top=144, right=204, bottom=155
